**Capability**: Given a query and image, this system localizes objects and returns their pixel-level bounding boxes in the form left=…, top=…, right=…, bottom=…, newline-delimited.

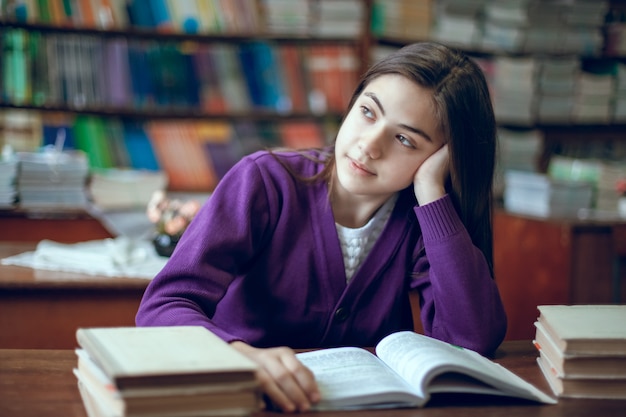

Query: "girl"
left=136, top=42, right=507, bottom=413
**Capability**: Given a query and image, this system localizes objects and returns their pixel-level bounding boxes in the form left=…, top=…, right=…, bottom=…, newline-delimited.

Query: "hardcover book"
left=75, top=326, right=258, bottom=390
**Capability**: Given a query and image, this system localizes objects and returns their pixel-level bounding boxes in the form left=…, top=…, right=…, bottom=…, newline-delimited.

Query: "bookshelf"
left=0, top=0, right=369, bottom=193
left=3, top=0, right=623, bottom=193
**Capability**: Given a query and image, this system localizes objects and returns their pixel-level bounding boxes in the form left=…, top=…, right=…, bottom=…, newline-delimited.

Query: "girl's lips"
left=348, top=158, right=375, bottom=176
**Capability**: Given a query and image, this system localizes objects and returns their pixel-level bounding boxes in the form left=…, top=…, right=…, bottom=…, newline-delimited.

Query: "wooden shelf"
left=0, top=20, right=363, bottom=45
left=0, top=102, right=345, bottom=121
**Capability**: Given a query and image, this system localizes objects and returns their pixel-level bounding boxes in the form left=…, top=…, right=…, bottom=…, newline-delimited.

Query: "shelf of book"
left=0, top=0, right=369, bottom=196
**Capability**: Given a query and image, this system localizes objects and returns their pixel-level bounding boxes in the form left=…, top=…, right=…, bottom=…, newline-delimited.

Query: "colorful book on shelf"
left=0, top=110, right=43, bottom=153
left=279, top=121, right=326, bottom=149
left=306, top=45, right=333, bottom=114
left=28, top=31, right=50, bottom=107
left=238, top=42, right=289, bottom=112
left=101, top=118, right=131, bottom=168
left=95, top=0, right=129, bottom=29
left=103, top=38, right=132, bottom=108
left=72, top=115, right=114, bottom=169
left=196, top=120, right=237, bottom=180
left=337, top=44, right=360, bottom=111
left=126, top=0, right=156, bottom=28
left=166, top=0, right=201, bottom=33
left=75, top=0, right=97, bottom=28
left=126, top=42, right=155, bottom=108
left=2, top=29, right=28, bottom=105
left=35, top=0, right=52, bottom=23
left=146, top=121, right=222, bottom=191
left=148, top=0, right=173, bottom=32
left=212, top=44, right=251, bottom=112
left=278, top=45, right=310, bottom=113
left=192, top=44, right=227, bottom=113
left=122, top=122, right=161, bottom=171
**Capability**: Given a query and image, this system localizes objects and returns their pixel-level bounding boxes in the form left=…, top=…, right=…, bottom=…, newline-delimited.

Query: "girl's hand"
left=230, top=341, right=320, bottom=413
left=413, top=144, right=450, bottom=205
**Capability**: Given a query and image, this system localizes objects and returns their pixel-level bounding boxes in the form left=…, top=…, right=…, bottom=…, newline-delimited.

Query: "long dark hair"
left=317, top=42, right=497, bottom=274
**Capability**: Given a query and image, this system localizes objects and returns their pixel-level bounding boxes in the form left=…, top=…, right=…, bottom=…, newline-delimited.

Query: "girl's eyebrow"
left=363, top=92, right=433, bottom=143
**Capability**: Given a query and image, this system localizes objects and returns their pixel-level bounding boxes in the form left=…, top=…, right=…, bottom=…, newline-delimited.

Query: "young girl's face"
left=334, top=74, right=446, bottom=199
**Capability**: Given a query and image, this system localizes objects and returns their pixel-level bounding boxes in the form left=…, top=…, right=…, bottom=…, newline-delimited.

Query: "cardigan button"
left=334, top=307, right=350, bottom=322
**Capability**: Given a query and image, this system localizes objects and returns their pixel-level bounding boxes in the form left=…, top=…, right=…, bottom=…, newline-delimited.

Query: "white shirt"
left=335, top=194, right=398, bottom=283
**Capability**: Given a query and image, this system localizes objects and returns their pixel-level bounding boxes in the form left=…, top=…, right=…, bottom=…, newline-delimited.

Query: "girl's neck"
left=331, top=186, right=397, bottom=229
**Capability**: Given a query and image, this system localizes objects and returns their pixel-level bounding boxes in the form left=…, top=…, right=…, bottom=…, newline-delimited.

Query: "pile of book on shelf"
left=17, top=149, right=89, bottom=210
left=88, top=168, right=168, bottom=210
left=534, top=304, right=626, bottom=400
left=73, top=326, right=261, bottom=417
left=503, top=170, right=593, bottom=218
left=0, top=145, right=18, bottom=208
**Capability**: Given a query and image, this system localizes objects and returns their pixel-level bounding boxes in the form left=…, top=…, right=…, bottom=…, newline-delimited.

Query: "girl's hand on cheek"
left=230, top=341, right=321, bottom=413
left=413, top=144, right=450, bottom=205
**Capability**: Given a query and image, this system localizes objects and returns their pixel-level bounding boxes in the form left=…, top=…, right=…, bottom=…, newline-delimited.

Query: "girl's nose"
left=358, top=126, right=384, bottom=160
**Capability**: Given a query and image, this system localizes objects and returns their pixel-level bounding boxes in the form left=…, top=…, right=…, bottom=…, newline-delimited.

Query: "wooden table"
left=0, top=242, right=150, bottom=349
left=493, top=209, right=626, bottom=340
left=1, top=341, right=624, bottom=417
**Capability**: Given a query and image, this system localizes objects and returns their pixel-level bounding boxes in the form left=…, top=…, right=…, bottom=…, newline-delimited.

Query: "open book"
left=296, top=331, right=556, bottom=410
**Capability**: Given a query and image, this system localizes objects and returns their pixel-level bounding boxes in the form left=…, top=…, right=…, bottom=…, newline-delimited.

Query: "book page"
left=376, top=332, right=555, bottom=403
left=296, top=347, right=424, bottom=409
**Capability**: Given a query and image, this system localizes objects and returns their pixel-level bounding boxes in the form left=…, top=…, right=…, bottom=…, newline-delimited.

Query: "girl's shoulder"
left=242, top=147, right=332, bottom=177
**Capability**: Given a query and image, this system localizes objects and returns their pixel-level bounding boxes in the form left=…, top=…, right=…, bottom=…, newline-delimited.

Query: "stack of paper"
left=594, top=161, right=626, bottom=213
left=503, top=170, right=593, bottom=218
left=0, top=150, right=18, bottom=208
left=524, top=0, right=606, bottom=55
left=535, top=57, right=579, bottom=123
left=261, top=0, right=312, bottom=35
left=430, top=0, right=485, bottom=48
left=89, top=169, right=168, bottom=210
left=614, top=63, right=626, bottom=122
left=534, top=305, right=626, bottom=399
left=312, top=0, right=365, bottom=38
left=481, top=0, right=531, bottom=52
left=74, top=326, right=261, bottom=417
left=17, top=150, right=89, bottom=209
left=572, top=70, right=615, bottom=124
left=370, top=0, right=433, bottom=40
left=493, top=128, right=542, bottom=198
left=491, top=56, right=538, bottom=125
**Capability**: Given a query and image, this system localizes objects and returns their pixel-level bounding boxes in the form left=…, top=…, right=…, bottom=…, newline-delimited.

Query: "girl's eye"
left=396, top=135, right=416, bottom=149
left=360, top=106, right=374, bottom=119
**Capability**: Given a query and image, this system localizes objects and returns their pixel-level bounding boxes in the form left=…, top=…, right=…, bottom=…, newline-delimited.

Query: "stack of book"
left=572, top=68, right=615, bottom=124
left=535, top=57, right=579, bottom=124
left=534, top=305, right=626, bottom=399
left=614, top=63, right=626, bottom=122
left=88, top=168, right=168, bottom=210
left=0, top=148, right=18, bottom=208
left=17, top=150, right=89, bottom=209
left=503, top=170, right=593, bottom=218
left=74, top=326, right=261, bottom=417
left=491, top=56, right=538, bottom=125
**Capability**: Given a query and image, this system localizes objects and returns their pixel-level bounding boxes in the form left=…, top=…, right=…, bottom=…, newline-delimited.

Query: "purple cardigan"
left=136, top=150, right=507, bottom=355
